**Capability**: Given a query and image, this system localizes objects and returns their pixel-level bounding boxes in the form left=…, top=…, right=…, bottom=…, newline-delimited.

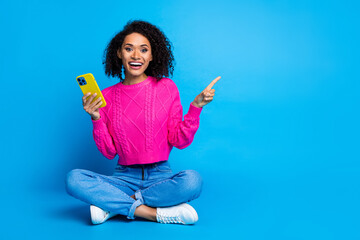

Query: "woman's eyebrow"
left=124, top=43, right=149, bottom=47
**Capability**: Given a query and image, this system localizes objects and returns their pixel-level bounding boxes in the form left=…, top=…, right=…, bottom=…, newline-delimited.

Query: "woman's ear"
left=117, top=49, right=122, bottom=59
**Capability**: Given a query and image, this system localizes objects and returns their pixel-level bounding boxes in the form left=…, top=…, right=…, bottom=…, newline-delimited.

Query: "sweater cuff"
left=188, top=102, right=203, bottom=118
left=92, top=116, right=105, bottom=130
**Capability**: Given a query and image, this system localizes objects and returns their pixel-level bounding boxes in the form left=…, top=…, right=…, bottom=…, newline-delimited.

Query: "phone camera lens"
left=77, top=77, right=87, bottom=85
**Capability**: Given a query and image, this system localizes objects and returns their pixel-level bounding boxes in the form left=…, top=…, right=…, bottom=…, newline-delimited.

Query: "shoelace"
left=158, top=213, right=184, bottom=224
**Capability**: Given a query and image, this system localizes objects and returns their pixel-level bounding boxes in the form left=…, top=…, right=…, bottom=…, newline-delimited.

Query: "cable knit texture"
left=91, top=76, right=202, bottom=165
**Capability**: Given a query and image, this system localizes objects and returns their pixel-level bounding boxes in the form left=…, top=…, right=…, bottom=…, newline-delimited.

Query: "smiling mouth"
left=128, top=62, right=143, bottom=70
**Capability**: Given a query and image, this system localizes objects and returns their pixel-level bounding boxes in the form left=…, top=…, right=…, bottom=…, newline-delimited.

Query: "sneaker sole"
left=90, top=205, right=108, bottom=225
left=179, top=203, right=199, bottom=223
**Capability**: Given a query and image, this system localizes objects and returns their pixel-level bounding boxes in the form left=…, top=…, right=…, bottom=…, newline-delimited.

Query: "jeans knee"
left=182, top=170, right=203, bottom=199
left=65, top=169, right=84, bottom=196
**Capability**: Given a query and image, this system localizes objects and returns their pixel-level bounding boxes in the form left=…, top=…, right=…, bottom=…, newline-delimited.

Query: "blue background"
left=1, top=0, right=359, bottom=239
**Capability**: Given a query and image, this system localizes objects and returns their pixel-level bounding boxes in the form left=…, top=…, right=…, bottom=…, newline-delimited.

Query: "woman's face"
left=117, top=32, right=153, bottom=78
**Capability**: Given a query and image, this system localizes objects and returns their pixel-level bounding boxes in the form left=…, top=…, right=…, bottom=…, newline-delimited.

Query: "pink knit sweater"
left=91, top=76, right=203, bottom=165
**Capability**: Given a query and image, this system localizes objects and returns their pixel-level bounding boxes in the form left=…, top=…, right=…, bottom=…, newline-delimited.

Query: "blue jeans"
left=65, top=161, right=203, bottom=219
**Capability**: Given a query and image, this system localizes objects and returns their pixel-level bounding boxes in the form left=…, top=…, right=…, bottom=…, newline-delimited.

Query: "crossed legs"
left=65, top=169, right=203, bottom=221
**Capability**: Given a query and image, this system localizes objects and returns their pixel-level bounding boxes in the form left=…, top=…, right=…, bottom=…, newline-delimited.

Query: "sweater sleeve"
left=167, top=83, right=203, bottom=149
left=91, top=99, right=117, bottom=160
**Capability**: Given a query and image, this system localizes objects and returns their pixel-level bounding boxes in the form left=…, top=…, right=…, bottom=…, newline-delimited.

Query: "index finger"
left=205, top=76, right=221, bottom=91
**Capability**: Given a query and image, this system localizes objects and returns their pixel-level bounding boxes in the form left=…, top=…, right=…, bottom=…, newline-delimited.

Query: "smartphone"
left=76, top=73, right=107, bottom=108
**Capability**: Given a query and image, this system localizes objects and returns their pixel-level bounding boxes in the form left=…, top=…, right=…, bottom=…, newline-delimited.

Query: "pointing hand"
left=192, top=76, right=221, bottom=108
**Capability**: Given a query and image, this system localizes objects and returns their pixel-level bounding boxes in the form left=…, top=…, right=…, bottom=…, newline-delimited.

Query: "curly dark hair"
left=103, top=20, right=175, bottom=82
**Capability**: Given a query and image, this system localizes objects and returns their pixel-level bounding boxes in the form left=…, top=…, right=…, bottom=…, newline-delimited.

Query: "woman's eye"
left=141, top=49, right=148, bottom=53
left=125, top=47, right=132, bottom=52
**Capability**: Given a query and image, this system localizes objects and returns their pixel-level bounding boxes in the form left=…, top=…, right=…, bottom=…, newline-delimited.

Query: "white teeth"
left=129, top=62, right=142, bottom=66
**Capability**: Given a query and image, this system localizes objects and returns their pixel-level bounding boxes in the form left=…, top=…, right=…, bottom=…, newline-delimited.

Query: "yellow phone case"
left=76, top=73, right=107, bottom=108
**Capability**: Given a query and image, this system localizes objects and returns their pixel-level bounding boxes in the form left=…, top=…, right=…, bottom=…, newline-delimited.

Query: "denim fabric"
left=65, top=161, right=203, bottom=219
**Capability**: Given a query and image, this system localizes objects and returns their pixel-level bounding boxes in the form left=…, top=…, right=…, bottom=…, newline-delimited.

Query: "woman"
left=66, top=20, right=220, bottom=225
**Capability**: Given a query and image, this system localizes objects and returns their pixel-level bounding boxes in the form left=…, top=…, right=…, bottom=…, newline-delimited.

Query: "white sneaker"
left=156, top=203, right=199, bottom=225
left=90, top=205, right=117, bottom=225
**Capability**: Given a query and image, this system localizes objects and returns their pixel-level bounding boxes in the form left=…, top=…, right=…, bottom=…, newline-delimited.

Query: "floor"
left=3, top=166, right=359, bottom=240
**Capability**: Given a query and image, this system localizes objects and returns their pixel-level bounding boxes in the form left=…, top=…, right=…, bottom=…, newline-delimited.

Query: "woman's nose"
left=131, top=49, right=140, bottom=59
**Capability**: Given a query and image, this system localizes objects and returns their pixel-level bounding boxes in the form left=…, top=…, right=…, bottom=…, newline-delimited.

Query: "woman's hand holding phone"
left=82, top=92, right=103, bottom=120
